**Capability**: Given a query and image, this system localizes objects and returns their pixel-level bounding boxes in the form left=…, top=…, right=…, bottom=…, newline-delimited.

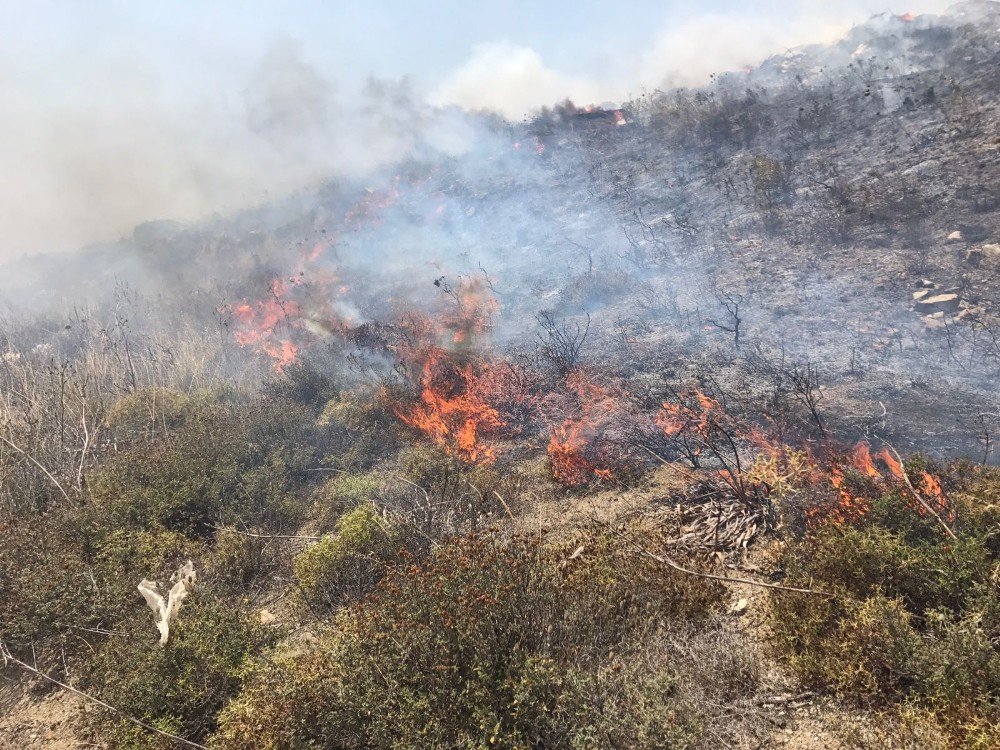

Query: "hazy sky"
left=0, top=1, right=955, bottom=258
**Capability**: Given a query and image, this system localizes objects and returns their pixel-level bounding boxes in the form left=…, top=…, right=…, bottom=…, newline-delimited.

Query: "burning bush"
left=770, top=464, right=1000, bottom=744
left=394, top=353, right=506, bottom=464
left=542, top=371, right=637, bottom=486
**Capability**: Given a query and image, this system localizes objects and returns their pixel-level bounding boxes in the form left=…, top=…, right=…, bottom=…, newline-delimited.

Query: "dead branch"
left=209, top=524, right=323, bottom=541
left=884, top=445, right=957, bottom=539
left=635, top=546, right=833, bottom=597
left=0, top=433, right=71, bottom=503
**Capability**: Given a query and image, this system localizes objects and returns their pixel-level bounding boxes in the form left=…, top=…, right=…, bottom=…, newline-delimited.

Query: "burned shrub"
left=536, top=310, right=591, bottom=377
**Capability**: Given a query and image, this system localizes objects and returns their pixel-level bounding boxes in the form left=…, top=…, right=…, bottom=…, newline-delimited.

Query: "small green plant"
left=312, top=471, right=381, bottom=532
left=293, top=504, right=399, bottom=611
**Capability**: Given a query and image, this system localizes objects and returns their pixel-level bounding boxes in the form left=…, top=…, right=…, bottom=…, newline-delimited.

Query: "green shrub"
left=262, top=360, right=339, bottom=411
left=317, top=388, right=401, bottom=470
left=210, top=528, right=281, bottom=595
left=0, top=512, right=200, bottom=656
left=83, top=593, right=277, bottom=749
left=312, top=471, right=381, bottom=532
left=293, top=504, right=400, bottom=612
left=771, top=464, right=1000, bottom=744
left=90, top=394, right=318, bottom=535
left=215, top=531, right=723, bottom=749
left=105, top=387, right=191, bottom=445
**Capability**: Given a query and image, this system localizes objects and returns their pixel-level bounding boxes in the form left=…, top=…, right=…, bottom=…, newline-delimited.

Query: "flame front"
left=395, top=351, right=505, bottom=464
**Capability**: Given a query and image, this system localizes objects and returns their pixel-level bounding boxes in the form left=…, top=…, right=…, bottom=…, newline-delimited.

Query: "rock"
left=946, top=230, right=963, bottom=242
left=912, top=289, right=930, bottom=300
left=731, top=597, right=749, bottom=615
left=919, top=278, right=936, bottom=288
left=983, top=243, right=1000, bottom=258
left=259, top=609, right=277, bottom=625
left=924, top=317, right=947, bottom=330
left=914, top=293, right=961, bottom=314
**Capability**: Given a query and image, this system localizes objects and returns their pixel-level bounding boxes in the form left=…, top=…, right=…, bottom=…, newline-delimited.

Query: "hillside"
left=1, top=3, right=1000, bottom=748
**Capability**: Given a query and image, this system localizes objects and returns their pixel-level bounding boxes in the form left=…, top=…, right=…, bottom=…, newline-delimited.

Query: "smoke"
left=430, top=42, right=613, bottom=119
left=431, top=1, right=958, bottom=113
left=0, top=1, right=959, bottom=261
left=0, top=40, right=473, bottom=261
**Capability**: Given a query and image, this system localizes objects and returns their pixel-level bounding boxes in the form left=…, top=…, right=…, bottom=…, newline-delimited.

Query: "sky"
left=0, top=0, right=956, bottom=259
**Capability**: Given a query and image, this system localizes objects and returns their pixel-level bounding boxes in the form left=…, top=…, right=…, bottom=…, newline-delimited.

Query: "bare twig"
left=208, top=524, right=322, bottom=541
left=635, top=547, right=833, bottom=597
left=884, top=445, right=957, bottom=539
left=0, top=434, right=71, bottom=502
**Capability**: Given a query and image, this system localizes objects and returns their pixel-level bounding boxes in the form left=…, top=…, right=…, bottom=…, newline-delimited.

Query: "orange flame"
left=807, top=442, right=953, bottom=528
left=546, top=372, right=626, bottom=486
left=226, top=280, right=302, bottom=371
left=394, top=351, right=505, bottom=464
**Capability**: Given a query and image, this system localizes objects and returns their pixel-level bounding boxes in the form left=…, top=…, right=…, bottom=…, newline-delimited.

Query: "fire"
left=394, top=350, right=505, bottom=464
left=225, top=280, right=302, bottom=371
left=545, top=372, right=627, bottom=486
left=655, top=389, right=727, bottom=467
left=874, top=447, right=953, bottom=522
left=807, top=441, right=953, bottom=528
left=442, top=277, right=499, bottom=348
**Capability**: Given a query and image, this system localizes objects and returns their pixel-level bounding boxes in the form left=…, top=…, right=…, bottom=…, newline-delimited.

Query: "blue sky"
left=0, top=1, right=953, bottom=257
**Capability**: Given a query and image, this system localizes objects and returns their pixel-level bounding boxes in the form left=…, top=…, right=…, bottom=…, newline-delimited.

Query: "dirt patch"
left=0, top=671, right=91, bottom=750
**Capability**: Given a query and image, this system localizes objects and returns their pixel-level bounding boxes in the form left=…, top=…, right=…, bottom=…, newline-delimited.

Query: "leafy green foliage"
left=317, top=388, right=402, bottom=471
left=312, top=471, right=381, bottom=532
left=0, top=511, right=200, bottom=652
left=91, top=393, right=319, bottom=535
left=83, top=593, right=277, bottom=749
left=293, top=504, right=401, bottom=612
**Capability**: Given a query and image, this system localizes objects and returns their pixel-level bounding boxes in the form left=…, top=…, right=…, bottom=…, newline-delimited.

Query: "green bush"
left=293, top=504, right=400, bottom=612
left=90, top=393, right=319, bottom=535
left=215, top=531, right=723, bottom=749
left=317, top=388, right=401, bottom=470
left=262, top=360, right=339, bottom=411
left=83, top=593, right=277, bottom=749
left=104, top=387, right=191, bottom=446
left=312, top=471, right=381, bottom=532
left=210, top=527, right=281, bottom=595
left=0, top=511, right=200, bottom=656
left=771, top=464, right=1000, bottom=745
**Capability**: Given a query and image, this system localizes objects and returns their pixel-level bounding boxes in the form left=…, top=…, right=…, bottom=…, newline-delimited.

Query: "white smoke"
left=0, top=1, right=960, bottom=261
